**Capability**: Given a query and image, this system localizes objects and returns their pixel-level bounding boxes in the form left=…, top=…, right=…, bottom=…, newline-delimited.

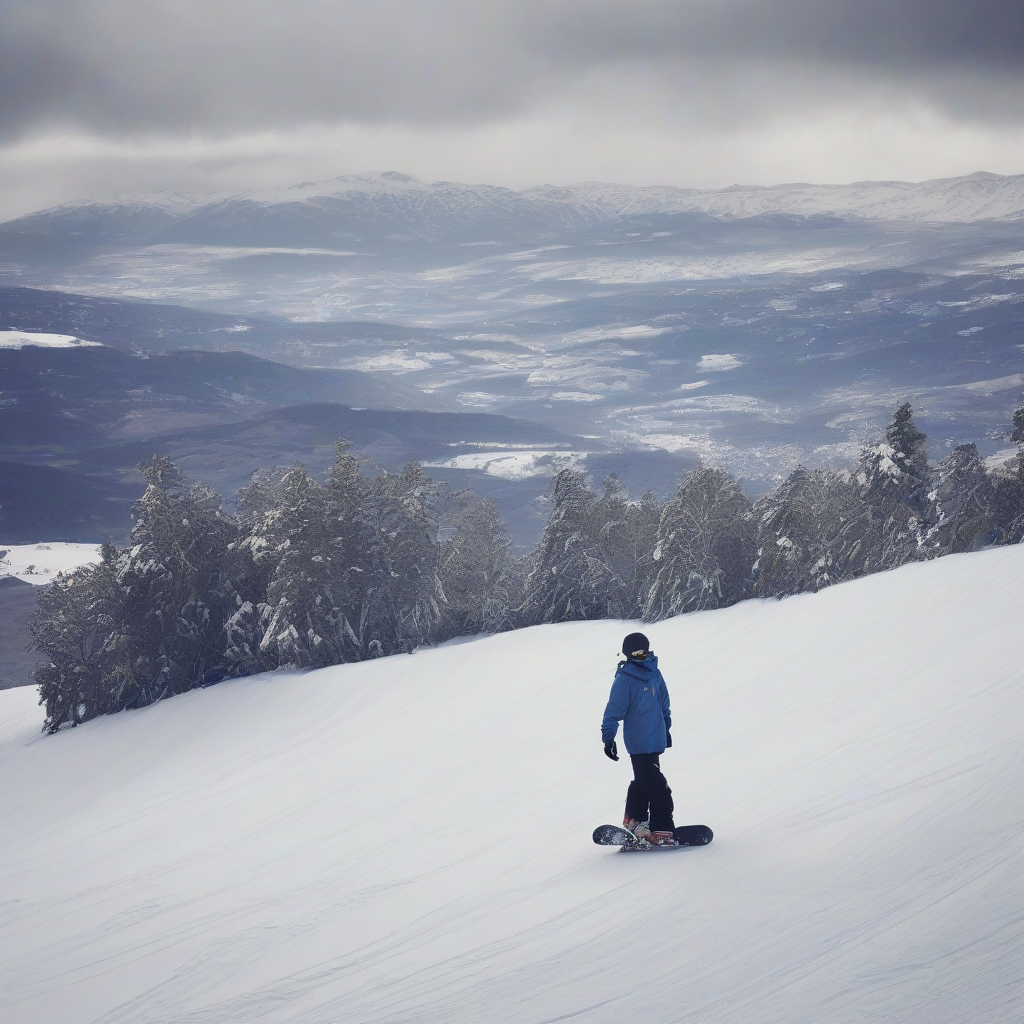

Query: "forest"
left=31, top=403, right=1024, bottom=733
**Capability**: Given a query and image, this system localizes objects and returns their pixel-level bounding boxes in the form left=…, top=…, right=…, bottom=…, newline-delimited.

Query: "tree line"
left=32, top=403, right=1024, bottom=732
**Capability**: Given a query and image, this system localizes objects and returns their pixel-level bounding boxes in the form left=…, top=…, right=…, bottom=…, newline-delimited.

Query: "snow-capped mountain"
left=2, top=172, right=586, bottom=245
left=2, top=546, right=1021, bottom=1022
left=3, top=170, right=1021, bottom=498
left=525, top=170, right=1024, bottom=224
left=5, top=170, right=1024, bottom=247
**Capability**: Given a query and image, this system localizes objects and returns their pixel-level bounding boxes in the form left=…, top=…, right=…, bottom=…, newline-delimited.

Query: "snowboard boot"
left=623, top=817, right=653, bottom=844
left=648, top=830, right=679, bottom=847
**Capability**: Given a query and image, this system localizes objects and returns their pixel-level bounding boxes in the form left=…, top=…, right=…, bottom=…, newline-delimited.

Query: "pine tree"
left=855, top=403, right=933, bottom=569
left=989, top=402, right=1024, bottom=545
left=753, top=467, right=885, bottom=596
left=31, top=542, right=122, bottom=732
left=928, top=444, right=995, bottom=555
left=230, top=449, right=371, bottom=670
left=858, top=403, right=930, bottom=508
left=111, top=456, right=237, bottom=707
left=1012, top=404, right=1024, bottom=485
left=355, top=462, right=445, bottom=653
left=435, top=492, right=520, bottom=638
left=627, top=489, right=663, bottom=614
left=518, top=468, right=616, bottom=623
left=256, top=464, right=357, bottom=668
left=885, top=402, right=930, bottom=495
left=644, top=462, right=754, bottom=620
left=591, top=475, right=660, bottom=618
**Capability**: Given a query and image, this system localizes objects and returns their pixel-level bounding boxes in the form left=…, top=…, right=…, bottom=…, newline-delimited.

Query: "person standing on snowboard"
left=601, top=631, right=678, bottom=847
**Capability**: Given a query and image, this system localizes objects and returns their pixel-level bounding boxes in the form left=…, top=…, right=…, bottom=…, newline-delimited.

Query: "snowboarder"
left=601, top=631, right=678, bottom=847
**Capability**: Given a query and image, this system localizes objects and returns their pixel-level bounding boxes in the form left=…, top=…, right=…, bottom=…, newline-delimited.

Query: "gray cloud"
left=2, top=0, right=1022, bottom=141
left=548, top=0, right=1024, bottom=68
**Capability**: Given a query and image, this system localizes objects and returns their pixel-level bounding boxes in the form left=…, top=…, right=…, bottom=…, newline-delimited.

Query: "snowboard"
left=593, top=823, right=713, bottom=850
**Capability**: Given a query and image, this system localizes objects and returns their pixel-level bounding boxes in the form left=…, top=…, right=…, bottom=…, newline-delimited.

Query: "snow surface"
left=0, top=542, right=103, bottom=583
left=1, top=547, right=1022, bottom=1023
left=422, top=449, right=586, bottom=480
left=0, top=330, right=102, bottom=350
left=698, top=354, right=743, bottom=372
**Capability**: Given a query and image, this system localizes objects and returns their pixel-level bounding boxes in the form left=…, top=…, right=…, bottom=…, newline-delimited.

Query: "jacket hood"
left=619, top=653, right=659, bottom=678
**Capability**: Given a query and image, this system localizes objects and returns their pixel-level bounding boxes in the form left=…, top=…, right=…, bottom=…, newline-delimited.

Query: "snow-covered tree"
left=519, top=469, right=618, bottom=623
left=854, top=403, right=933, bottom=569
left=1012, top=404, right=1024, bottom=451
left=231, top=445, right=522, bottom=664
left=246, top=463, right=358, bottom=669
left=229, top=442, right=378, bottom=670
left=752, top=467, right=874, bottom=597
left=927, top=444, right=995, bottom=555
left=33, top=457, right=237, bottom=728
left=591, top=474, right=660, bottom=618
left=435, top=492, right=522, bottom=638
left=644, top=462, right=754, bottom=620
left=355, top=461, right=446, bottom=653
left=989, top=402, right=1024, bottom=545
left=110, top=456, right=237, bottom=707
left=31, top=542, right=122, bottom=732
left=30, top=400, right=1023, bottom=738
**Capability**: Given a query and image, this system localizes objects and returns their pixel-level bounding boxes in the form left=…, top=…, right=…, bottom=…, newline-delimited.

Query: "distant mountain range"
left=1, top=172, right=1020, bottom=541
left=4, top=170, right=1024, bottom=249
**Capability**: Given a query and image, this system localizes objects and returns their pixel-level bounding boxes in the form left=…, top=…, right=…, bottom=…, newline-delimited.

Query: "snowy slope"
left=1, top=547, right=1022, bottom=1023
left=0, top=330, right=102, bottom=350
left=0, top=542, right=103, bottom=583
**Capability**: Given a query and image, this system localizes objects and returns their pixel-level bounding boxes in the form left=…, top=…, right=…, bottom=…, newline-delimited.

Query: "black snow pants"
left=625, top=753, right=675, bottom=833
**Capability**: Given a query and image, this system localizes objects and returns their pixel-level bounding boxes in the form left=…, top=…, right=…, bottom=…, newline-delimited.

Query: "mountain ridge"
left=5, top=170, right=1024, bottom=246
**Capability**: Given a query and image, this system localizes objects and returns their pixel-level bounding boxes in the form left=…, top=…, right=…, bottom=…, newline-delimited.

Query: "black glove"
left=666, top=729, right=672, bottom=748
left=604, top=740, right=619, bottom=761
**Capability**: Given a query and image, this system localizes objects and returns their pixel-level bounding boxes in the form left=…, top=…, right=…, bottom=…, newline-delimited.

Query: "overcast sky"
left=1, top=0, right=1023, bottom=219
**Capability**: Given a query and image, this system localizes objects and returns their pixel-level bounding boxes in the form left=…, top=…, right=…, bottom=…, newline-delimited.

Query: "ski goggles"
left=630, top=649, right=650, bottom=659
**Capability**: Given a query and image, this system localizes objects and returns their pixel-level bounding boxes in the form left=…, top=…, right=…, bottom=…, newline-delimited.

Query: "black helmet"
left=622, top=631, right=651, bottom=660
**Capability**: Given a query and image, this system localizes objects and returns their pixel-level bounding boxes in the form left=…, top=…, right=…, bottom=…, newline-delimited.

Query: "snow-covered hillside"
left=7, top=170, right=1024, bottom=242
left=2, top=547, right=1022, bottom=1023
left=533, top=170, right=1024, bottom=224
left=0, top=330, right=102, bottom=350
left=0, top=542, right=102, bottom=583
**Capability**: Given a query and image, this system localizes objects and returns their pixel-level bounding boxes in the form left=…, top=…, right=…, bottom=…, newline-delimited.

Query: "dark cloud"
left=1, top=0, right=1022, bottom=142
left=548, top=0, right=1024, bottom=68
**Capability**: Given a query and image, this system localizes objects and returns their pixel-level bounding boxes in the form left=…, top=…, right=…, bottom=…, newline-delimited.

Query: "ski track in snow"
left=1, top=548, right=1022, bottom=1023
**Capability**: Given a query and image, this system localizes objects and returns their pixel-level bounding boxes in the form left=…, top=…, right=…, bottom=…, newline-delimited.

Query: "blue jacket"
left=601, top=654, right=671, bottom=755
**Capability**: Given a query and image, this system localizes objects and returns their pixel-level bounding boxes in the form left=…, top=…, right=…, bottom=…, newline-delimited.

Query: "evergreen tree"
left=928, top=444, right=995, bottom=555
left=111, top=456, right=237, bottom=707
left=885, top=402, right=930, bottom=495
left=644, top=462, right=754, bottom=620
left=435, top=492, right=520, bottom=638
left=627, top=489, right=663, bottom=614
left=355, top=462, right=445, bottom=653
left=229, top=444, right=372, bottom=670
left=29, top=399, right=1024, bottom=738
left=989, top=402, right=1024, bottom=545
left=255, top=463, right=358, bottom=669
left=518, top=468, right=616, bottom=623
left=591, top=475, right=660, bottom=618
left=752, top=467, right=818, bottom=598
left=754, top=465, right=914, bottom=596
left=857, top=403, right=930, bottom=508
left=31, top=542, right=122, bottom=732
left=855, top=403, right=933, bottom=569
left=1012, top=403, right=1024, bottom=485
